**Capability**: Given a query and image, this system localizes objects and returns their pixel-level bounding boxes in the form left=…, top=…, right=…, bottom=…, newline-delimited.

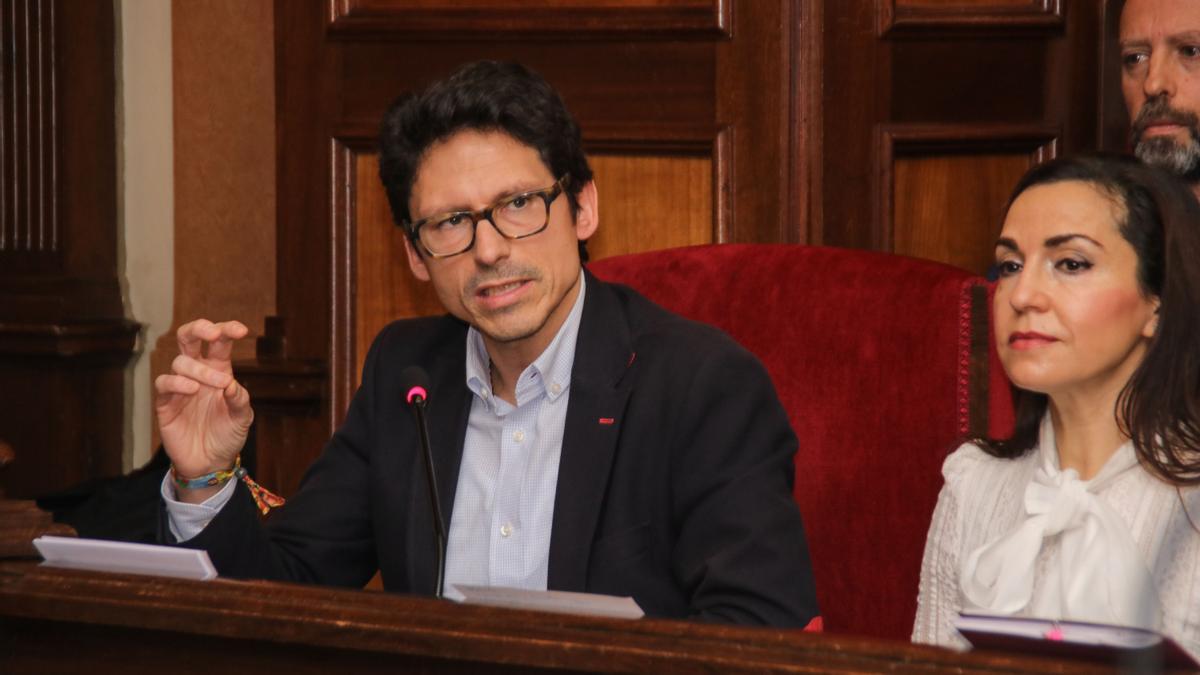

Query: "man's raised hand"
left=155, top=319, right=254, bottom=490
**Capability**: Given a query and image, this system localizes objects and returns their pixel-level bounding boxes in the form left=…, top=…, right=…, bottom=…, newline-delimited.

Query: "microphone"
left=400, top=366, right=447, bottom=598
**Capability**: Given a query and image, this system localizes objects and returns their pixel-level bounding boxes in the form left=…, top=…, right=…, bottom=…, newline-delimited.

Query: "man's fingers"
left=171, top=353, right=233, bottom=389
left=176, top=319, right=217, bottom=358
left=223, top=379, right=253, bottom=419
left=206, top=321, right=250, bottom=363
left=154, top=374, right=201, bottom=414
left=220, top=320, right=249, bottom=338
left=155, top=373, right=202, bottom=397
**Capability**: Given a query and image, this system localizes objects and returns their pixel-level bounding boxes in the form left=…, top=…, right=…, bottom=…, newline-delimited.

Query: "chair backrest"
left=588, top=243, right=1013, bottom=640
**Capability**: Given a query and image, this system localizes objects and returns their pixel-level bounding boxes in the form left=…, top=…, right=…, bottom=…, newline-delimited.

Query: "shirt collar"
left=465, top=270, right=586, bottom=409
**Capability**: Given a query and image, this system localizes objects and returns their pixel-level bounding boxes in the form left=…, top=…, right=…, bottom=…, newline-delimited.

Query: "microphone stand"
left=408, top=391, right=447, bottom=598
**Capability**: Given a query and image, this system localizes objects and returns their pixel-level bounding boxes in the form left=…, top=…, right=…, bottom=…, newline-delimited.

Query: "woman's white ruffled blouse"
left=913, top=415, right=1200, bottom=658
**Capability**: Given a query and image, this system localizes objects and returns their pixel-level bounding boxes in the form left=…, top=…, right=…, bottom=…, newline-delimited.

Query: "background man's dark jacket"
left=175, top=271, right=819, bottom=627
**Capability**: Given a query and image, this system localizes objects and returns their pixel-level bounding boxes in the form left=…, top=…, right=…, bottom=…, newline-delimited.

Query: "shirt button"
left=513, top=430, right=525, bottom=443
left=550, top=383, right=561, bottom=395
left=500, top=523, right=513, bottom=537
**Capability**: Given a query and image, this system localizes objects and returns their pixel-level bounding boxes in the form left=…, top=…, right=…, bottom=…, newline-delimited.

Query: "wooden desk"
left=0, top=563, right=1139, bottom=674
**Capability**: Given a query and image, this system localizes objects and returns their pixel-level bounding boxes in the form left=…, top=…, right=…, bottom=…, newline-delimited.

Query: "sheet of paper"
left=450, top=584, right=644, bottom=619
left=32, top=535, right=217, bottom=581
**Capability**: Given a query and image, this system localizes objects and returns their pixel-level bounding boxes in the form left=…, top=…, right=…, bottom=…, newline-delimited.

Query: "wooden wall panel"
left=891, top=41, right=1047, bottom=123
left=878, top=124, right=1057, bottom=272
left=813, top=0, right=1117, bottom=265
left=892, top=153, right=1030, bottom=274
left=587, top=154, right=713, bottom=260
left=353, top=152, right=441, bottom=388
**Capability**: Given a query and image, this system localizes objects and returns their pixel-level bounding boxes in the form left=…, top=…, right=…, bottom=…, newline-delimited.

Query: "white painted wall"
left=116, top=0, right=174, bottom=470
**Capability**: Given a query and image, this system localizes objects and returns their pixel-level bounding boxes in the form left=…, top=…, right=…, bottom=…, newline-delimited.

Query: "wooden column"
left=0, top=0, right=138, bottom=499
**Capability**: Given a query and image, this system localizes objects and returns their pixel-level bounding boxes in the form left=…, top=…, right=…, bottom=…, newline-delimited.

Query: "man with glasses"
left=155, top=61, right=818, bottom=627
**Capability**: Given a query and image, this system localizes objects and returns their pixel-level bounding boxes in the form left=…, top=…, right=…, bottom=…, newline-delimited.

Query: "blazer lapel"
left=547, top=274, right=636, bottom=591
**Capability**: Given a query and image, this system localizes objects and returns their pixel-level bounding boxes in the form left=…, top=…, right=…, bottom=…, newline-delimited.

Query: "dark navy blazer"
left=177, top=271, right=818, bottom=627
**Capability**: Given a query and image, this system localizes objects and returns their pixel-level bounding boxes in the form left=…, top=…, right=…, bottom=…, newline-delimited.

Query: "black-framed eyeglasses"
left=405, top=176, right=569, bottom=258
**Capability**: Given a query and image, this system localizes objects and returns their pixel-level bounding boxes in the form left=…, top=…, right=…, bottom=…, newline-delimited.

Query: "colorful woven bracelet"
left=172, top=457, right=240, bottom=490
left=172, top=456, right=285, bottom=515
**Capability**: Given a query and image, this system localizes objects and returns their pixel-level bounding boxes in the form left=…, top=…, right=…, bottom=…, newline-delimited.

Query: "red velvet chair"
left=588, top=243, right=1013, bottom=640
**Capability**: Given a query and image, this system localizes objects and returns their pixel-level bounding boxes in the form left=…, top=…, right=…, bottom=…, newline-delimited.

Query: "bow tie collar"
left=960, top=415, right=1159, bottom=629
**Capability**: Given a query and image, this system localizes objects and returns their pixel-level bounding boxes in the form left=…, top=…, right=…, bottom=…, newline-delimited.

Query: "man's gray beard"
left=1134, top=134, right=1200, bottom=182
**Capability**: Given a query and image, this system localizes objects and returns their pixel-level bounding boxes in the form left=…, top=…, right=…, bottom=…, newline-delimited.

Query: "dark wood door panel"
left=891, top=40, right=1049, bottom=123
left=813, top=0, right=1117, bottom=265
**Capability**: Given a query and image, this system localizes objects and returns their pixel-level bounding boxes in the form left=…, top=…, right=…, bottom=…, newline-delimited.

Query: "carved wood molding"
left=874, top=122, right=1059, bottom=253
left=330, top=139, right=356, bottom=430
left=582, top=122, right=720, bottom=156
left=712, top=125, right=732, bottom=244
left=326, top=0, right=730, bottom=40
left=0, top=319, right=139, bottom=360
left=878, top=0, right=1064, bottom=37
left=0, top=276, right=126, bottom=322
left=331, top=122, right=725, bottom=155
left=0, top=500, right=74, bottom=558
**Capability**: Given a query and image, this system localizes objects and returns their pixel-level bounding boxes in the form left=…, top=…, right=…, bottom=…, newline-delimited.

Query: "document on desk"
left=450, top=584, right=644, bottom=619
left=32, top=535, right=218, bottom=581
left=955, top=612, right=1199, bottom=670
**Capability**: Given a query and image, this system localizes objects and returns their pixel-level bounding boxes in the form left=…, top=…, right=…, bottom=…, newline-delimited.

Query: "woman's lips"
left=1008, top=331, right=1058, bottom=350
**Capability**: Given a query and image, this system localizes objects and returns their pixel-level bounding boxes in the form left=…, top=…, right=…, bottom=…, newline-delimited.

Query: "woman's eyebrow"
left=1045, top=233, right=1103, bottom=249
left=994, top=237, right=1019, bottom=252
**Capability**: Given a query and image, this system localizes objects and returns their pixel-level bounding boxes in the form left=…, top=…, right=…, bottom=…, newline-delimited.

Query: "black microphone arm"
left=400, top=366, right=447, bottom=598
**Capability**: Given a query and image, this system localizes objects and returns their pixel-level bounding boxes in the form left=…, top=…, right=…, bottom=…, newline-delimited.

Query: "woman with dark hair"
left=913, top=155, right=1200, bottom=655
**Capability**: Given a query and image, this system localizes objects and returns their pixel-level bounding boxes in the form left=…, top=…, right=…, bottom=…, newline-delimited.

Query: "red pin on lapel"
left=599, top=417, right=615, bottom=425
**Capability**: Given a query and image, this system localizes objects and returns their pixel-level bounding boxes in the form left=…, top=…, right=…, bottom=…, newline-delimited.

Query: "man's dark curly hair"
left=378, top=61, right=594, bottom=262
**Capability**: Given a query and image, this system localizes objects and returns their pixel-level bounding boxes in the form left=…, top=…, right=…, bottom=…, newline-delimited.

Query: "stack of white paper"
left=450, top=584, right=644, bottom=619
left=32, top=535, right=217, bottom=581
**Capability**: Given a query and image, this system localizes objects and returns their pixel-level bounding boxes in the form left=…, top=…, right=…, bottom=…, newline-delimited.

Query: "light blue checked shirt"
left=164, top=272, right=586, bottom=596
left=444, top=271, right=585, bottom=596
